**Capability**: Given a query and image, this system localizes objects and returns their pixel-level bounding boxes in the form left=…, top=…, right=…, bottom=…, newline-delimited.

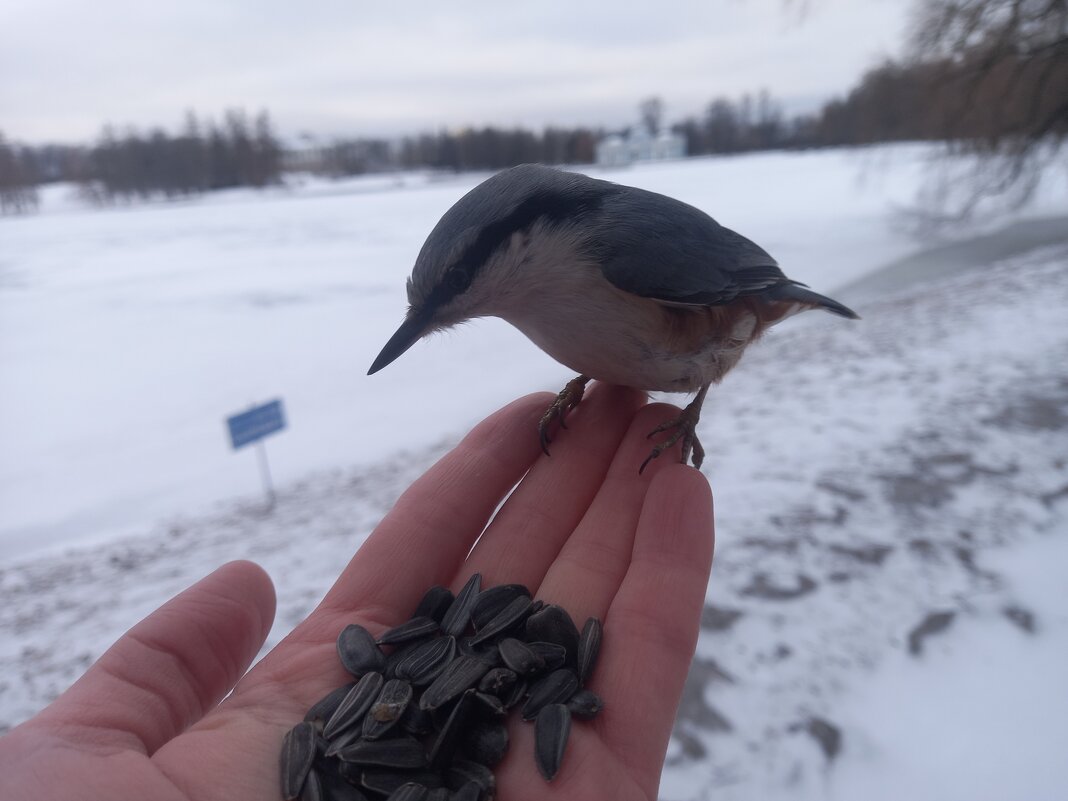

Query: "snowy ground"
left=8, top=143, right=1067, bottom=560
left=2, top=146, right=1067, bottom=799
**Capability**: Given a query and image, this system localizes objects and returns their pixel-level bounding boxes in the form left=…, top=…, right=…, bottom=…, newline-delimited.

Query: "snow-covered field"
left=2, top=145, right=1067, bottom=799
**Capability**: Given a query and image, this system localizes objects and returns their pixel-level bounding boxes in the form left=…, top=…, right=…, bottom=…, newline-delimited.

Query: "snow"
left=2, top=144, right=1068, bottom=799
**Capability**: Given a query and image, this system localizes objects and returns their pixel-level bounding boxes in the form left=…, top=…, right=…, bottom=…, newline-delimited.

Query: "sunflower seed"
left=463, top=721, right=509, bottom=768
left=501, top=678, right=528, bottom=710
left=534, top=703, right=571, bottom=781
left=362, top=679, right=413, bottom=739
left=472, top=691, right=507, bottom=719
left=281, top=721, right=317, bottom=801
left=577, top=617, right=603, bottom=685
left=524, top=605, right=580, bottom=665
left=441, top=573, right=482, bottom=637
left=522, top=669, right=579, bottom=721
left=446, top=760, right=496, bottom=799
left=385, top=783, right=428, bottom=801
left=314, top=733, right=330, bottom=757
left=400, top=703, right=435, bottom=737
left=470, top=584, right=531, bottom=630
left=413, top=585, right=455, bottom=623
left=323, top=722, right=363, bottom=758
left=567, top=688, right=604, bottom=720
left=469, top=596, right=534, bottom=645
left=457, top=637, right=500, bottom=666
left=497, top=638, right=544, bottom=676
left=324, top=672, right=385, bottom=739
left=451, top=781, right=482, bottom=801
left=384, top=639, right=423, bottom=680
left=526, top=641, right=567, bottom=672
left=299, top=768, right=324, bottom=801
left=361, top=770, right=442, bottom=796
left=419, top=655, right=492, bottom=711
left=428, top=688, right=474, bottom=769
left=303, top=682, right=357, bottom=728
left=336, top=735, right=429, bottom=769
left=394, top=635, right=457, bottom=685
left=338, top=624, right=387, bottom=676
left=477, top=667, right=517, bottom=698
left=378, top=616, right=440, bottom=646
left=318, top=763, right=372, bottom=801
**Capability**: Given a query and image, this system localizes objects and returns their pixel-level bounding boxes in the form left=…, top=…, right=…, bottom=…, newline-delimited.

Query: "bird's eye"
left=447, top=267, right=472, bottom=293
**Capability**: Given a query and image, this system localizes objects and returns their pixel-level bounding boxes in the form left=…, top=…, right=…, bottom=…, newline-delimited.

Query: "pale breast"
left=484, top=226, right=802, bottom=393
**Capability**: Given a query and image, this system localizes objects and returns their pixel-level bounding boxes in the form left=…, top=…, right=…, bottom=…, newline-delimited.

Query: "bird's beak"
left=368, top=310, right=430, bottom=375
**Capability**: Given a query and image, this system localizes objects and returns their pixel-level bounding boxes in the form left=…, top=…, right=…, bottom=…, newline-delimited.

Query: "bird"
left=368, top=164, right=858, bottom=471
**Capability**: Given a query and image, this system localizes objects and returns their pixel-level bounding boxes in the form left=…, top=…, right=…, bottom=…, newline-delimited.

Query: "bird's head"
left=368, top=164, right=607, bottom=375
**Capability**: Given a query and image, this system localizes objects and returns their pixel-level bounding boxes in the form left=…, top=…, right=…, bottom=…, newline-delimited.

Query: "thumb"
left=34, top=560, right=276, bottom=754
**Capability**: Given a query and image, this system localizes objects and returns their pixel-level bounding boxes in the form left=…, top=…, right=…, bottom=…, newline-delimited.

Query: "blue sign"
left=227, top=399, right=286, bottom=449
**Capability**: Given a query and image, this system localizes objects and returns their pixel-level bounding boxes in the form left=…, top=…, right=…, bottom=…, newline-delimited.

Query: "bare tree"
left=639, top=96, right=665, bottom=135
left=908, top=0, right=1068, bottom=222
left=0, top=132, right=39, bottom=214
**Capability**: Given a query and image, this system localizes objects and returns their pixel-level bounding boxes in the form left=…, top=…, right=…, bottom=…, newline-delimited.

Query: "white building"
left=595, top=126, right=686, bottom=167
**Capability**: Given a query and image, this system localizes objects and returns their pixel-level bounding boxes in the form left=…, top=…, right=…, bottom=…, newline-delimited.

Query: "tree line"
left=82, top=109, right=283, bottom=202
left=0, top=109, right=283, bottom=209
left=2, top=0, right=1063, bottom=217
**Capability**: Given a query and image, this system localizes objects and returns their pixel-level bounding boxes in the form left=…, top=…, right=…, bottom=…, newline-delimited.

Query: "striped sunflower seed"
left=428, top=688, right=474, bottom=769
left=469, top=596, right=534, bottom=645
left=303, top=682, right=356, bottom=729
left=324, top=671, right=384, bottom=739
left=522, top=668, right=579, bottom=721
left=419, top=655, right=492, bottom=712
left=280, top=721, right=317, bottom=801
left=577, top=617, right=603, bottom=685
left=393, top=635, right=457, bottom=686
left=377, top=616, right=440, bottom=646
left=336, top=735, right=429, bottom=770
left=298, top=768, right=323, bottom=801
left=362, top=678, right=413, bottom=739
left=440, top=573, right=482, bottom=636
left=470, top=583, right=530, bottom=630
left=534, top=703, right=572, bottom=781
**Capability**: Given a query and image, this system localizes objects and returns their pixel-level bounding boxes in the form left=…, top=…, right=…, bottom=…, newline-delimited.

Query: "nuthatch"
left=369, top=164, right=858, bottom=470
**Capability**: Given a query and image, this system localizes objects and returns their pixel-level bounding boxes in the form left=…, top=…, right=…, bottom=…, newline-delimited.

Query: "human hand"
left=0, top=384, right=714, bottom=800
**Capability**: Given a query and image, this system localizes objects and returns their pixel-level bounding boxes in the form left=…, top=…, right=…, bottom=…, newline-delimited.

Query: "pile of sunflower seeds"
left=281, top=574, right=604, bottom=801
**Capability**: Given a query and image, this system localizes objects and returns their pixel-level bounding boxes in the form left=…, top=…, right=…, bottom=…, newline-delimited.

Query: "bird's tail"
left=766, top=282, right=860, bottom=320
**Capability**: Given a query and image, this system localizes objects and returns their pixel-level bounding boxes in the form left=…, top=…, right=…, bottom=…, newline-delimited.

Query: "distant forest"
left=1, top=0, right=1065, bottom=214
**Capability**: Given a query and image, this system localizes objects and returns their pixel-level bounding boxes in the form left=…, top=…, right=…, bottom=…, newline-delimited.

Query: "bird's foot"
left=539, top=375, right=590, bottom=455
left=640, top=386, right=710, bottom=473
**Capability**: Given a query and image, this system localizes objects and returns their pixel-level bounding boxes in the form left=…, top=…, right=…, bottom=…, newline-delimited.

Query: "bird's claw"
left=538, top=375, right=590, bottom=456
left=640, top=409, right=706, bottom=473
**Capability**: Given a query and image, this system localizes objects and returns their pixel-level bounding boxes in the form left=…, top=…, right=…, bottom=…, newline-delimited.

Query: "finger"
left=597, top=466, right=714, bottom=796
left=461, top=383, right=646, bottom=588
left=317, top=393, right=551, bottom=627
left=534, top=403, right=688, bottom=624
left=35, top=561, right=275, bottom=755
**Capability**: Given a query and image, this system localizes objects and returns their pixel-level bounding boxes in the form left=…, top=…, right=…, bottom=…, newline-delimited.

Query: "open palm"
left=1, top=384, right=714, bottom=801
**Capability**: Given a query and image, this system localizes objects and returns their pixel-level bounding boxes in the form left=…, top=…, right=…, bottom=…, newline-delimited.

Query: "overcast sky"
left=1, top=0, right=910, bottom=144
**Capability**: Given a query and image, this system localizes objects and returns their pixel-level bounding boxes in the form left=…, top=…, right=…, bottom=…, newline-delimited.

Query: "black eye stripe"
left=424, top=183, right=607, bottom=312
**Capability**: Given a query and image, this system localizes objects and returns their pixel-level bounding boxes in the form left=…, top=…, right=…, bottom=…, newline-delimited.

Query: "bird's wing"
left=589, top=187, right=787, bottom=306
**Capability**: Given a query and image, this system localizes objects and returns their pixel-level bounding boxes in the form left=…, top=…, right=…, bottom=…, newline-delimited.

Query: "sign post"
left=226, top=399, right=286, bottom=508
